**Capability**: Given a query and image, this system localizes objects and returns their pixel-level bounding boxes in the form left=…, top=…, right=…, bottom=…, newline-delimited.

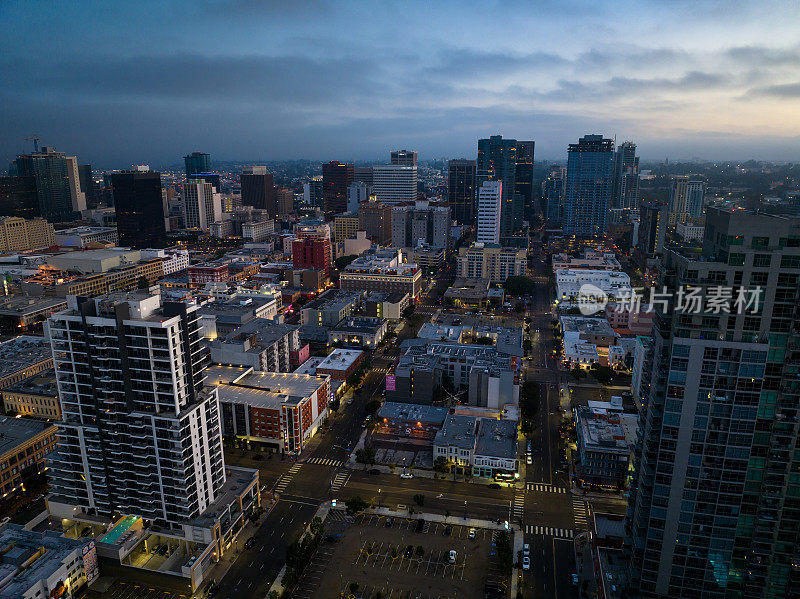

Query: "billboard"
left=385, top=374, right=396, bottom=391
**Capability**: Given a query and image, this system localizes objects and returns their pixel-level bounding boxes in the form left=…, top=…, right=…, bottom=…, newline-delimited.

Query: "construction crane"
left=24, top=135, right=40, bottom=153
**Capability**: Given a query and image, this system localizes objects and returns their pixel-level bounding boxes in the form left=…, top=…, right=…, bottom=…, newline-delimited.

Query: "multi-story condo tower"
left=183, top=180, right=222, bottom=230
left=476, top=181, right=502, bottom=244
left=514, top=140, right=535, bottom=224
left=347, top=181, right=369, bottom=212
left=183, top=151, right=210, bottom=179
left=390, top=150, right=418, bottom=166
left=542, top=165, right=566, bottom=226
left=562, top=134, right=614, bottom=237
left=322, top=161, right=354, bottom=219
left=14, top=146, right=86, bottom=222
left=47, top=293, right=226, bottom=528
left=303, top=175, right=323, bottom=207
left=372, top=164, right=418, bottom=204
left=0, top=175, right=39, bottom=219
left=391, top=200, right=451, bottom=250
left=626, top=207, right=800, bottom=599
left=447, top=159, right=477, bottom=226
left=611, top=141, right=640, bottom=211
left=668, top=175, right=705, bottom=227
left=477, top=135, right=517, bottom=236
left=111, top=170, right=167, bottom=248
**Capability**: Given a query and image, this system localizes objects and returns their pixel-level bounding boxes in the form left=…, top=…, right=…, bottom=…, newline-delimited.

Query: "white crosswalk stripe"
left=331, top=472, right=350, bottom=492
left=572, top=496, right=589, bottom=528
left=525, top=525, right=575, bottom=538
left=512, top=494, right=525, bottom=520
left=307, top=457, right=345, bottom=467
left=525, top=482, right=567, bottom=494
left=274, top=462, right=303, bottom=493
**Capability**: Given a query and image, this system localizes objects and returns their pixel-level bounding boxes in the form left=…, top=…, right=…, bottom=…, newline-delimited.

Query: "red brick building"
left=292, top=237, right=331, bottom=277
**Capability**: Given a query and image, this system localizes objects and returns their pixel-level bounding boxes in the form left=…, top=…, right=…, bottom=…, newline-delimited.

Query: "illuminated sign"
left=385, top=375, right=395, bottom=391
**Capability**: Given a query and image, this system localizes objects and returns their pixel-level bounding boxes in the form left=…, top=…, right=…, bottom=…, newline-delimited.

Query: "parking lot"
left=292, top=510, right=509, bottom=599
left=88, top=579, right=189, bottom=599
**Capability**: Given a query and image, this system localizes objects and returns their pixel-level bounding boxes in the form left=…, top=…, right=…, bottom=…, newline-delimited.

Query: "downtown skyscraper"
left=447, top=159, right=477, bottom=226
left=183, top=151, right=211, bottom=179
left=477, top=135, right=522, bottom=236
left=111, top=169, right=168, bottom=248
left=562, top=134, right=614, bottom=237
left=612, top=141, right=640, bottom=211
left=13, top=146, right=86, bottom=222
left=627, top=207, right=800, bottom=599
left=322, top=161, right=354, bottom=219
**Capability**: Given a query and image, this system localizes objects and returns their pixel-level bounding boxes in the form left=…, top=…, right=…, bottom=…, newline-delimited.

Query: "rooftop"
left=204, top=364, right=253, bottom=386
left=0, top=415, right=56, bottom=458
left=331, top=316, right=386, bottom=334
left=0, top=336, right=52, bottom=379
left=193, top=466, right=259, bottom=528
left=217, top=371, right=329, bottom=409
left=317, top=348, right=363, bottom=372
left=4, top=368, right=58, bottom=398
left=434, top=414, right=478, bottom=449
left=378, top=402, right=450, bottom=425
left=0, top=295, right=67, bottom=316
left=474, top=418, right=518, bottom=459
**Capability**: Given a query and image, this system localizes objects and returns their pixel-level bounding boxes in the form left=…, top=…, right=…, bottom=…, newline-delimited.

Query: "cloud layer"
left=2, top=0, right=800, bottom=167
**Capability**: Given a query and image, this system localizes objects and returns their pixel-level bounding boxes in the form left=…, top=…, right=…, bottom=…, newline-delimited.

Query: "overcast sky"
left=2, top=0, right=800, bottom=168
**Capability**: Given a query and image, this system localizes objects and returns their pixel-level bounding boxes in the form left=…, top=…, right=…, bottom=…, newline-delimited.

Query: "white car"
left=400, top=472, right=413, bottom=479
left=523, top=543, right=530, bottom=556
left=468, top=528, right=476, bottom=539
left=526, top=455, right=532, bottom=465
left=449, top=550, right=457, bottom=563
left=522, top=556, right=531, bottom=570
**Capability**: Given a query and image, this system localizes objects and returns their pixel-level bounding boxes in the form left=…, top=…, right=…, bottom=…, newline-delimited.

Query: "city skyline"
left=2, top=1, right=800, bottom=167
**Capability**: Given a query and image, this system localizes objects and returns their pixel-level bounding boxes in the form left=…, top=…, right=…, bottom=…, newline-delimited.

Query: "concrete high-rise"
left=391, top=200, right=451, bottom=250
left=358, top=199, right=392, bottom=244
left=372, top=164, right=418, bottom=204
left=447, top=159, right=477, bottom=226
left=184, top=180, right=222, bottom=230
left=627, top=207, right=800, bottom=599
left=668, top=175, right=705, bottom=227
left=184, top=151, right=210, bottom=179
left=562, top=135, right=614, bottom=237
left=611, top=141, right=640, bottom=211
left=292, top=236, right=331, bottom=277
left=276, top=186, right=294, bottom=217
left=634, top=200, right=668, bottom=268
left=477, top=135, right=517, bottom=236
left=514, top=140, right=535, bottom=223
left=348, top=181, right=369, bottom=212
left=476, top=181, right=502, bottom=244
left=111, top=170, right=167, bottom=248
left=47, top=293, right=226, bottom=527
left=241, top=166, right=277, bottom=216
left=303, top=176, right=323, bottom=207
left=322, top=161, right=354, bottom=219
left=390, top=150, right=418, bottom=167
left=14, top=146, right=86, bottom=222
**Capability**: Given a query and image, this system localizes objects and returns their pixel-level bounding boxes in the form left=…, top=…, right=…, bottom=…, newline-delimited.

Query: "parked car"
left=468, top=528, right=476, bottom=539
left=404, top=545, right=413, bottom=558
left=523, top=543, right=530, bottom=556
left=526, top=455, right=532, bottom=465
left=158, top=545, right=169, bottom=556
left=369, top=468, right=381, bottom=475
left=400, top=472, right=413, bottom=479
left=415, top=519, right=425, bottom=532
left=244, top=537, right=256, bottom=549
left=488, top=483, right=501, bottom=489
left=385, top=517, right=394, bottom=527
left=572, top=573, right=579, bottom=586
left=449, top=550, right=457, bottom=563
left=444, top=525, right=452, bottom=536
left=522, top=556, right=531, bottom=570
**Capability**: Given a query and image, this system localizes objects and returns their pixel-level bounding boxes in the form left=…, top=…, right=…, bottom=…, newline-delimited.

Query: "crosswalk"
left=512, top=494, right=525, bottom=521
left=274, top=462, right=302, bottom=494
left=331, top=472, right=350, bottom=492
left=525, top=525, right=575, bottom=538
left=572, top=495, right=589, bottom=529
left=372, top=366, right=391, bottom=374
left=526, top=482, right=568, bottom=494
left=306, top=457, right=346, bottom=468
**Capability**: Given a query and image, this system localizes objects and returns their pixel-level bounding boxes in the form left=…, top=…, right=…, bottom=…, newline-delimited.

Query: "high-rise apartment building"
left=292, top=236, right=331, bottom=277
left=447, top=159, right=477, bottom=225
left=183, top=151, right=210, bottom=179
left=390, top=149, right=418, bottom=167
left=634, top=201, right=668, bottom=268
left=276, top=186, right=294, bottom=217
left=0, top=175, right=39, bottom=219
left=611, top=141, right=640, bottom=211
left=348, top=181, right=369, bottom=212
left=111, top=170, right=167, bottom=248
left=14, top=147, right=86, bottom=222
left=358, top=199, right=392, bottom=244
left=372, top=164, right=418, bottom=204
left=47, top=293, right=225, bottom=527
left=183, top=180, right=222, bottom=230
left=668, top=175, right=705, bottom=227
left=78, top=164, right=99, bottom=208
left=476, top=181, right=502, bottom=244
left=514, top=140, right=535, bottom=223
left=562, top=135, right=614, bottom=237
left=542, top=166, right=566, bottom=225
left=391, top=200, right=451, bottom=250
left=240, top=166, right=277, bottom=216
left=322, top=161, right=354, bottom=219
left=353, top=167, right=373, bottom=187
left=626, top=207, right=800, bottom=599
left=477, top=135, right=518, bottom=236
left=303, top=176, right=324, bottom=207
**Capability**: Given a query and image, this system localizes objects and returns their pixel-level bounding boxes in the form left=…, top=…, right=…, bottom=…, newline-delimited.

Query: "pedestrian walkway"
left=525, top=525, right=575, bottom=538
left=330, top=471, right=350, bottom=492
left=512, top=494, right=525, bottom=521
left=306, top=457, right=346, bottom=468
left=274, top=462, right=302, bottom=494
left=572, top=495, right=589, bottom=529
left=371, top=366, right=391, bottom=374
left=525, top=482, right=568, bottom=494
